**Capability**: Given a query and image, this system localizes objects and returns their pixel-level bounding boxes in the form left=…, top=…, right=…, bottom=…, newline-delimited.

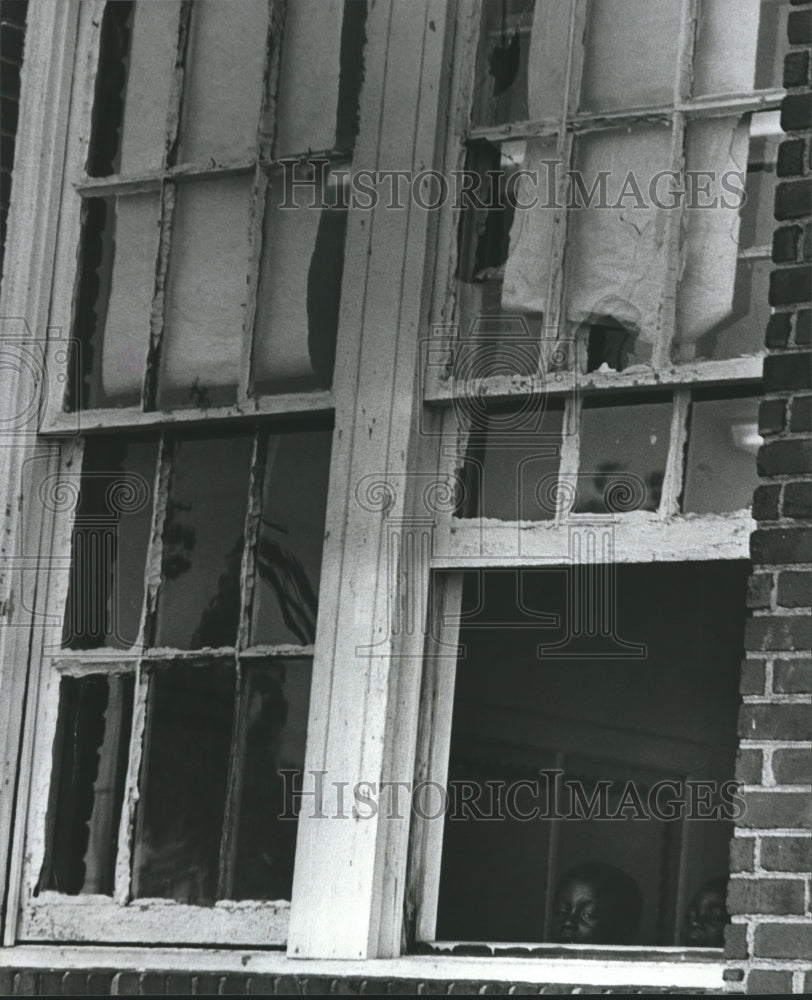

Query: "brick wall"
left=0, top=0, right=26, bottom=285
left=725, top=1, right=812, bottom=994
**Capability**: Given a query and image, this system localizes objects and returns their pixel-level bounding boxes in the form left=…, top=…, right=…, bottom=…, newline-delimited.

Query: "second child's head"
left=551, top=862, right=643, bottom=945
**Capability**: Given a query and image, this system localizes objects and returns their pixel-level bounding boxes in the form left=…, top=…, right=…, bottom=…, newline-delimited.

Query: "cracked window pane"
left=682, top=393, right=762, bottom=514
left=251, top=428, right=332, bottom=647
left=132, top=662, right=235, bottom=905
left=70, top=193, right=161, bottom=410
left=39, top=675, right=134, bottom=895
left=176, top=0, right=269, bottom=165
left=158, top=176, right=253, bottom=409
left=457, top=401, right=564, bottom=521
left=574, top=396, right=672, bottom=514
left=252, top=170, right=347, bottom=393
left=228, top=659, right=312, bottom=900
left=63, top=436, right=157, bottom=650
left=154, top=432, right=253, bottom=650
left=579, top=0, right=682, bottom=112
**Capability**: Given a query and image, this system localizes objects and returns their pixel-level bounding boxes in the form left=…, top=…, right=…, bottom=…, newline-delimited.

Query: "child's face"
left=551, top=877, right=610, bottom=944
left=684, top=887, right=727, bottom=947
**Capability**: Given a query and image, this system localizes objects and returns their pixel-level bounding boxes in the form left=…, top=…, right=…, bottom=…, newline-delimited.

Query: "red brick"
left=744, top=615, right=812, bottom=652
left=782, top=93, right=812, bottom=133
left=774, top=656, right=812, bottom=692
left=777, top=570, right=812, bottom=606
left=765, top=312, right=792, bottom=348
left=758, top=398, right=787, bottom=435
left=776, top=180, right=812, bottom=221
left=747, top=573, right=774, bottom=609
left=783, top=479, right=812, bottom=517
left=736, top=747, right=764, bottom=784
left=729, top=836, right=756, bottom=872
left=756, top=440, right=812, bottom=477
left=778, top=138, right=807, bottom=178
left=788, top=7, right=812, bottom=43
left=740, top=703, right=811, bottom=740
left=796, top=309, right=811, bottom=346
left=739, top=791, right=812, bottom=828
left=790, top=394, right=812, bottom=431
left=754, top=921, right=812, bottom=958
left=728, top=876, right=806, bottom=914
left=773, top=223, right=801, bottom=260
left=772, top=747, right=812, bottom=785
left=747, top=969, right=794, bottom=994
left=753, top=483, right=781, bottom=521
left=760, top=835, right=812, bottom=871
left=770, top=266, right=812, bottom=306
left=740, top=658, right=766, bottom=695
left=724, top=922, right=748, bottom=959
left=751, top=527, right=812, bottom=563
left=784, top=49, right=811, bottom=88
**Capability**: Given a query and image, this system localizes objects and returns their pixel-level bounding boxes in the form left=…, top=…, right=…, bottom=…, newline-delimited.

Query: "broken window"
left=62, top=0, right=366, bottom=416
left=431, top=562, right=746, bottom=946
left=448, top=0, right=786, bottom=384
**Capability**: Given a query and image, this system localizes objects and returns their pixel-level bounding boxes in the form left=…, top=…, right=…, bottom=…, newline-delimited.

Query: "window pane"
left=471, top=0, right=570, bottom=126
left=692, top=0, right=761, bottom=96
left=87, top=1, right=179, bottom=176
left=437, top=564, right=745, bottom=944
left=458, top=402, right=564, bottom=521
left=154, top=433, right=253, bottom=649
left=39, top=675, right=134, bottom=895
left=274, top=0, right=367, bottom=156
left=63, top=437, right=157, bottom=650
left=574, top=397, right=671, bottom=514
left=252, top=171, right=347, bottom=393
left=739, top=114, right=781, bottom=252
left=176, top=0, right=268, bottom=164
left=133, top=662, right=235, bottom=905
left=70, top=193, right=160, bottom=410
left=682, top=395, right=762, bottom=514
left=564, top=126, right=671, bottom=353
left=251, top=429, right=332, bottom=647
left=229, top=658, right=312, bottom=900
left=158, top=177, right=253, bottom=408
left=579, top=0, right=681, bottom=112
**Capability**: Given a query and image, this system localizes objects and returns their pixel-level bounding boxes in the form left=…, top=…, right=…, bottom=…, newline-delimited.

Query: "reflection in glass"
left=229, top=659, right=312, bottom=900
left=63, top=436, right=157, bottom=650
left=39, top=675, right=134, bottom=895
left=682, top=395, right=762, bottom=513
left=251, top=430, right=332, bottom=647
left=574, top=397, right=672, bottom=514
left=132, top=662, right=235, bottom=905
left=579, top=0, right=681, bottom=112
left=154, top=433, right=252, bottom=649
left=458, top=402, right=564, bottom=521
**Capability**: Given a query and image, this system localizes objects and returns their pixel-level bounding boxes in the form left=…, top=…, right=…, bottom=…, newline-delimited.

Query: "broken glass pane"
left=457, top=141, right=553, bottom=367
left=251, top=428, right=332, bottom=647
left=579, top=0, right=681, bottom=112
left=86, top=1, right=134, bottom=177
left=458, top=401, right=564, bottom=521
left=63, top=436, right=157, bottom=650
left=39, top=674, right=134, bottom=895
left=471, top=0, right=570, bottom=126
left=564, top=126, right=672, bottom=353
left=70, top=193, right=160, bottom=410
left=739, top=114, right=781, bottom=251
left=176, top=0, right=268, bottom=164
left=682, top=393, right=762, bottom=513
left=574, top=396, right=672, bottom=514
left=228, top=658, right=312, bottom=900
left=154, top=432, right=253, bottom=649
left=158, top=176, right=253, bottom=409
left=253, top=170, right=347, bottom=392
left=132, top=662, right=235, bottom=905
left=274, top=0, right=368, bottom=156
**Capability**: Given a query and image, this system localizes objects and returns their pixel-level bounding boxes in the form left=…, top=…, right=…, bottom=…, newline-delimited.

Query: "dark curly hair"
left=555, top=862, right=644, bottom=944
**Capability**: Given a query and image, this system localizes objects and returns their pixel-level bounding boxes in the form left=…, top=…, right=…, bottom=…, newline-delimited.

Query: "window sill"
left=0, top=944, right=725, bottom=991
